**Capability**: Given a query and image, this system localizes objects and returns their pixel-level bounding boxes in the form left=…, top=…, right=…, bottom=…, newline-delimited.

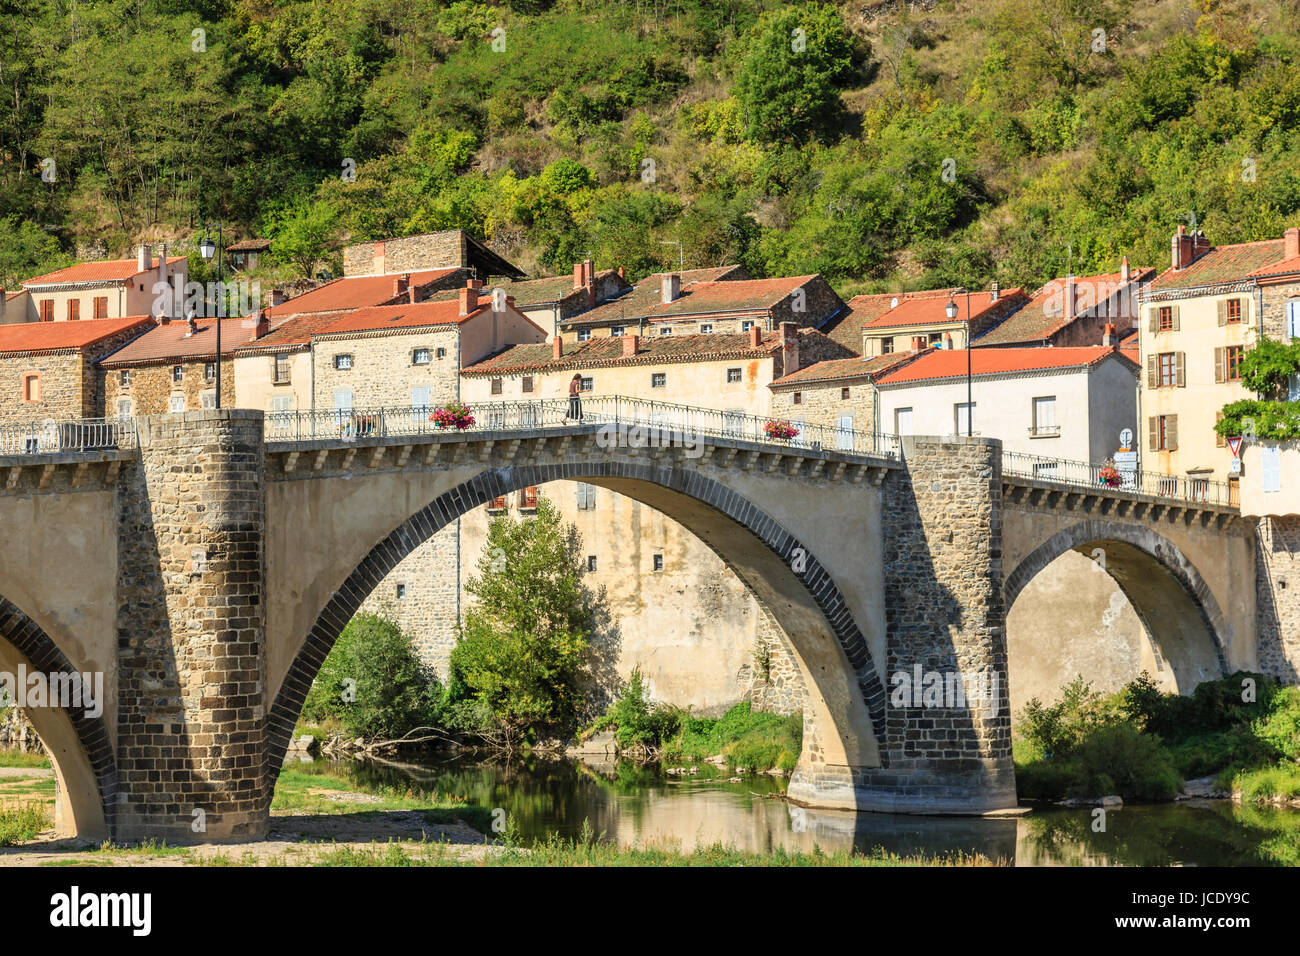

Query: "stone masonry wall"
left=115, top=410, right=267, bottom=841
left=314, top=327, right=461, bottom=411
left=104, top=360, right=236, bottom=416
left=343, top=232, right=466, bottom=277
left=769, top=378, right=877, bottom=436
left=1256, top=515, right=1300, bottom=684
left=1258, top=281, right=1300, bottom=342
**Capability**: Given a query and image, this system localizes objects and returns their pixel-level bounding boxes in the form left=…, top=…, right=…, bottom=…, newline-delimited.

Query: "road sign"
left=1228, top=436, right=1243, bottom=458
left=1118, top=428, right=1133, bottom=450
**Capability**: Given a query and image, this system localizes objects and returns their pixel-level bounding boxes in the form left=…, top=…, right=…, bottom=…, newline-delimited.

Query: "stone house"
left=0, top=316, right=153, bottom=425
left=554, top=265, right=748, bottom=341
left=341, top=230, right=526, bottom=280
left=767, top=350, right=931, bottom=440
left=232, top=310, right=344, bottom=415
left=861, top=285, right=1029, bottom=356
left=99, top=315, right=246, bottom=416
left=226, top=238, right=272, bottom=271
left=1138, top=225, right=1300, bottom=486
left=265, top=267, right=473, bottom=323
left=8, top=245, right=186, bottom=324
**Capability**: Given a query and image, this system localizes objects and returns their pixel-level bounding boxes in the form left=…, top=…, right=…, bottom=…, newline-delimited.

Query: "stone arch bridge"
left=0, top=403, right=1254, bottom=841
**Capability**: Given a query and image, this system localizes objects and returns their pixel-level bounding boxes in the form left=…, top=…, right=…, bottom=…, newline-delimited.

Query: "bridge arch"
left=266, top=458, right=888, bottom=806
left=0, top=596, right=115, bottom=839
left=1004, top=520, right=1228, bottom=692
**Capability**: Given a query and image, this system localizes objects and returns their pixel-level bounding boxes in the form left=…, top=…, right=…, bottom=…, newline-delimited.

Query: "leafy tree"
left=446, top=497, right=596, bottom=743
left=1239, top=337, right=1300, bottom=398
left=0, top=216, right=69, bottom=288
left=268, top=200, right=341, bottom=279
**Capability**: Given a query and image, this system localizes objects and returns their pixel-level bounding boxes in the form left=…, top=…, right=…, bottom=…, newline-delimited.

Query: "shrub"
left=589, top=668, right=683, bottom=749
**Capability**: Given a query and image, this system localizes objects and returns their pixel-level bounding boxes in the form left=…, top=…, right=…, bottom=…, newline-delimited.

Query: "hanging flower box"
left=430, top=402, right=475, bottom=431
left=764, top=420, right=799, bottom=440
left=1098, top=465, right=1122, bottom=488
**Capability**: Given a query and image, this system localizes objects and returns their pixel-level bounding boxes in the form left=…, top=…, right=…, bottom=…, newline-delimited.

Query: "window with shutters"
left=1228, top=477, right=1240, bottom=507
left=1216, top=410, right=1227, bottom=448
left=169, top=394, right=185, bottom=413
left=201, top=390, right=216, bottom=410
left=491, top=377, right=503, bottom=395
left=1149, top=414, right=1178, bottom=451
left=1031, top=396, right=1058, bottom=436
left=1159, top=352, right=1176, bottom=387
left=519, top=485, right=539, bottom=510
left=93, top=296, right=108, bottom=319
left=487, top=495, right=507, bottom=512
left=67, top=299, right=80, bottom=321
left=1227, top=345, right=1243, bottom=381
left=1158, top=306, right=1175, bottom=331
left=1224, top=298, right=1242, bottom=323
left=576, top=482, right=596, bottom=510
left=38, top=299, right=53, bottom=322
left=274, top=353, right=291, bottom=383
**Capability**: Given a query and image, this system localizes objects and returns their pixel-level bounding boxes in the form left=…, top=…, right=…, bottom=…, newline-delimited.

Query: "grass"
left=0, top=750, right=51, bottom=769
left=1230, top=764, right=1300, bottom=806
left=665, top=703, right=804, bottom=774
left=0, top=802, right=51, bottom=846
left=271, top=763, right=494, bottom=832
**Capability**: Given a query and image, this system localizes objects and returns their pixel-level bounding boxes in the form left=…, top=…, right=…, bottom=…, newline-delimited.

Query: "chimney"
left=394, top=274, right=409, bottom=297
left=137, top=244, right=152, bottom=273
left=1286, top=227, right=1300, bottom=261
left=779, top=322, right=800, bottom=374
left=1171, top=224, right=1198, bottom=270
left=373, top=240, right=386, bottom=276
left=1192, top=230, right=1211, bottom=259
left=1120, top=255, right=1131, bottom=283
left=254, top=309, right=269, bottom=340
left=271, top=289, right=287, bottom=306
left=573, top=261, right=585, bottom=289
left=661, top=273, right=681, bottom=304
left=748, top=324, right=762, bottom=348
left=553, top=336, right=563, bottom=360
left=990, top=280, right=1000, bottom=302
left=912, top=335, right=926, bottom=351
left=459, top=282, right=480, bottom=316
left=1102, top=322, right=1116, bottom=347
left=622, top=333, right=639, bottom=357
left=1065, top=275, right=1077, bottom=317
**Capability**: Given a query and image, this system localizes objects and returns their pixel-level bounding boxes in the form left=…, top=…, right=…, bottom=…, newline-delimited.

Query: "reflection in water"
left=321, top=755, right=1300, bottom=866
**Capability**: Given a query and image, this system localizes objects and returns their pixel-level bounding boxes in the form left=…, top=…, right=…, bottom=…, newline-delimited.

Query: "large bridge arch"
left=265, top=456, right=889, bottom=809
left=1004, top=520, right=1229, bottom=692
left=0, top=596, right=115, bottom=839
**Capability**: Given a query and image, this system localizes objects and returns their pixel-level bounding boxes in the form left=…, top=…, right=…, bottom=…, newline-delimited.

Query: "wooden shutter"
left=1214, top=346, right=1225, bottom=383
left=1146, top=354, right=1157, bottom=388
left=1148, top=416, right=1159, bottom=451
left=1148, top=309, right=1159, bottom=333
left=1166, top=414, right=1178, bottom=451
left=67, top=300, right=79, bottom=321
left=1171, top=305, right=1181, bottom=330
left=94, top=296, right=108, bottom=319
left=1216, top=410, right=1226, bottom=447
left=1217, top=300, right=1228, bottom=326
left=1175, top=351, right=1186, bottom=387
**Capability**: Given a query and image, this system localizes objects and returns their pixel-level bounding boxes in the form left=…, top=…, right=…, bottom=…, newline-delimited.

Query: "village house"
left=98, top=315, right=247, bottom=416
left=4, top=245, right=186, bottom=324
left=231, top=310, right=343, bottom=415
left=874, top=346, right=1140, bottom=467
left=226, top=238, right=273, bottom=271
left=341, top=230, right=526, bottom=280
left=264, top=267, right=473, bottom=322
left=767, top=349, right=931, bottom=442
left=1139, top=225, right=1300, bottom=487
left=973, top=259, right=1156, bottom=348
left=0, top=316, right=153, bottom=425
left=861, top=284, right=1029, bottom=356
left=553, top=265, right=746, bottom=341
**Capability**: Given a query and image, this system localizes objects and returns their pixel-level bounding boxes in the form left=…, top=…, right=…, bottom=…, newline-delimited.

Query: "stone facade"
left=1256, top=515, right=1300, bottom=684
left=114, top=411, right=267, bottom=841
left=1258, top=279, right=1300, bottom=343
left=769, top=375, right=878, bottom=434
left=315, top=326, right=462, bottom=410
left=344, top=232, right=468, bottom=277
left=103, top=359, right=236, bottom=416
left=0, top=323, right=149, bottom=424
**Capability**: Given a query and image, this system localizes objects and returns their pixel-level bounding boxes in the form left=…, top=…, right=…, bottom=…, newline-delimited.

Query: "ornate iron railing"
left=1002, top=450, right=1236, bottom=506
left=0, top=417, right=137, bottom=456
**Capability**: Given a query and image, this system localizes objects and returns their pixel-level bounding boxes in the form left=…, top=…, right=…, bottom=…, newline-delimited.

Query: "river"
left=292, top=753, right=1300, bottom=865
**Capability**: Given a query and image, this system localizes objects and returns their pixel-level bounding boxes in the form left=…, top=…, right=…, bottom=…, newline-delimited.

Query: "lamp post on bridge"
left=198, top=223, right=223, bottom=409
left=945, top=291, right=973, bottom=436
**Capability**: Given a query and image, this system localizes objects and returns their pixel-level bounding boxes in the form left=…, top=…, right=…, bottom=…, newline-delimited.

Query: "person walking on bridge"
left=566, top=373, right=583, bottom=421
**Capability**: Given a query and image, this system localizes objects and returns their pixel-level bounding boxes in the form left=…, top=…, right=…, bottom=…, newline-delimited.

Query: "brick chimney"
left=990, top=280, right=1000, bottom=302
left=943, top=331, right=954, bottom=349
left=661, top=273, right=681, bottom=304
left=1171, top=224, right=1201, bottom=270
left=408, top=284, right=418, bottom=304
left=1120, top=255, right=1131, bottom=283
left=373, top=240, right=386, bottom=275
left=748, top=324, right=762, bottom=348
left=779, top=322, right=800, bottom=374
left=271, top=289, right=287, bottom=306
left=1065, top=275, right=1077, bottom=317
left=394, top=274, right=409, bottom=297
left=459, top=282, right=480, bottom=316
left=137, top=243, right=152, bottom=273
left=1102, top=322, right=1116, bottom=347
left=1286, top=227, right=1300, bottom=261
left=1192, top=230, right=1211, bottom=259
left=622, top=333, right=639, bottom=357
left=552, top=336, right=563, bottom=359
left=573, top=261, right=585, bottom=289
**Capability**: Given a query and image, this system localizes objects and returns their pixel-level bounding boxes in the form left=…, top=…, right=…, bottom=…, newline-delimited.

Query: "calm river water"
left=300, top=754, right=1300, bottom=866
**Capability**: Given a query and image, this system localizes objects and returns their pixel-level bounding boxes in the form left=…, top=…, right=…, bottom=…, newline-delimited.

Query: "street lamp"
left=198, top=223, right=223, bottom=409
left=945, top=291, right=973, bottom=436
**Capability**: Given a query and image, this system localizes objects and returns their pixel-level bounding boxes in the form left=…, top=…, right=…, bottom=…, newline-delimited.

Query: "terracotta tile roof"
left=267, top=269, right=459, bottom=318
left=428, top=270, right=621, bottom=308
left=1249, top=253, right=1300, bottom=280
left=233, top=311, right=351, bottom=353
left=559, top=266, right=746, bottom=326
left=464, top=328, right=800, bottom=375
left=226, top=238, right=272, bottom=252
left=1119, top=329, right=1139, bottom=360
left=974, top=270, right=1155, bottom=346
left=769, top=350, right=927, bottom=387
left=864, top=289, right=1026, bottom=329
left=312, top=300, right=490, bottom=337
left=23, top=257, right=185, bottom=286
left=875, top=346, right=1135, bottom=385
left=98, top=318, right=259, bottom=367
left=649, top=275, right=819, bottom=318
left=1149, top=240, right=1285, bottom=291
left=0, top=316, right=153, bottom=355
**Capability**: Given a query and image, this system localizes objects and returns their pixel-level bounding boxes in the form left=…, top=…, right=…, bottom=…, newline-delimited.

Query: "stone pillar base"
left=788, top=763, right=1019, bottom=816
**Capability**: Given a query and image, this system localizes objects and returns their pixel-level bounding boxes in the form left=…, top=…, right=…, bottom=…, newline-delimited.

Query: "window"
left=894, top=407, right=913, bottom=435
left=580, top=377, right=593, bottom=392
left=271, top=395, right=292, bottom=413
left=577, top=329, right=592, bottom=342
left=611, top=326, right=625, bottom=337
left=1263, top=445, right=1282, bottom=493
left=1159, top=352, right=1176, bottom=387
left=841, top=387, right=851, bottom=400
left=652, top=554, right=664, bottom=572
left=1158, top=305, right=1175, bottom=331
left=38, top=299, right=53, bottom=322
left=274, top=353, right=291, bottom=384
left=1216, top=345, right=1244, bottom=383
left=487, top=495, right=507, bottom=512
left=412, top=348, right=431, bottom=365
left=22, top=374, right=39, bottom=402
left=927, top=332, right=943, bottom=346
left=170, top=394, right=185, bottom=413
left=576, top=482, right=597, bottom=510
left=1228, top=476, right=1241, bottom=507
left=66, top=300, right=79, bottom=321
left=651, top=372, right=666, bottom=388
left=659, top=326, right=673, bottom=336
left=701, top=323, right=713, bottom=334
left=436, top=347, right=447, bottom=359
left=93, top=297, right=108, bottom=319
left=200, top=390, right=216, bottom=410
left=1150, top=351, right=1184, bottom=388
left=116, top=398, right=132, bottom=417
left=587, top=556, right=598, bottom=572
left=793, top=392, right=802, bottom=405
left=880, top=338, right=895, bottom=354
left=727, top=368, right=742, bottom=383
left=1031, top=396, right=1058, bottom=436
left=333, top=388, right=353, bottom=412
left=519, top=485, right=539, bottom=510
left=1149, top=414, right=1178, bottom=451
left=396, top=584, right=407, bottom=600
left=171, top=365, right=184, bottom=382
left=522, top=376, right=534, bottom=393
left=836, top=415, right=854, bottom=451
left=204, top=362, right=215, bottom=381
left=491, top=377, right=503, bottom=395
left=334, top=354, right=353, bottom=370
left=1222, top=298, right=1243, bottom=324
left=955, top=402, right=975, bottom=435
left=1216, top=410, right=1227, bottom=448
left=411, top=386, right=431, bottom=423
left=119, top=370, right=131, bottom=387
left=741, top=321, right=755, bottom=332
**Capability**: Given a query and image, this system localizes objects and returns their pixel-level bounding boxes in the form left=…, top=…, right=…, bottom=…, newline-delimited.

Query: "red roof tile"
left=864, top=289, right=1025, bottom=329
left=769, top=350, right=927, bottom=387
left=975, top=270, right=1155, bottom=346
left=1149, top=240, right=1285, bottom=291
left=875, top=346, right=1134, bottom=385
left=1249, top=254, right=1300, bottom=280
left=267, top=269, right=459, bottom=317
left=23, top=257, right=185, bottom=286
left=0, top=316, right=153, bottom=355
left=464, top=329, right=795, bottom=375
left=99, top=318, right=256, bottom=367
left=648, top=275, right=819, bottom=318
left=233, top=311, right=352, bottom=352
left=312, top=300, right=490, bottom=337
left=560, top=266, right=747, bottom=326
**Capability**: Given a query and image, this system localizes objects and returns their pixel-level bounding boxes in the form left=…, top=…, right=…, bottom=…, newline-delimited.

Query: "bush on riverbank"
left=1014, top=672, right=1300, bottom=804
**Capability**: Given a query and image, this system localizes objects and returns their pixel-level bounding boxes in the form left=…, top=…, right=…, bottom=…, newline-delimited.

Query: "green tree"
left=0, top=216, right=69, bottom=288
left=446, top=497, right=596, bottom=743
left=268, top=200, right=340, bottom=279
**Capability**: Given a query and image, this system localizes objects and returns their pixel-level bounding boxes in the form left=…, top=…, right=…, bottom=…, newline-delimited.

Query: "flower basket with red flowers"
left=430, top=402, right=475, bottom=431
left=1098, top=465, right=1122, bottom=488
left=764, top=420, right=799, bottom=441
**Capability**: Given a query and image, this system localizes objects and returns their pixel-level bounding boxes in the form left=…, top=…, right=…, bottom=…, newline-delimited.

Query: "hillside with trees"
left=4, top=0, right=1300, bottom=295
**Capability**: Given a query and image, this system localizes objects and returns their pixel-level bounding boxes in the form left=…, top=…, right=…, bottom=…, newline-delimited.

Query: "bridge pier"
left=114, top=410, right=270, bottom=841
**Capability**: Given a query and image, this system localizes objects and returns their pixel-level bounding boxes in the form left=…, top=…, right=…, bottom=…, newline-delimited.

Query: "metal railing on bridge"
left=265, top=395, right=903, bottom=459
left=1002, top=450, right=1238, bottom=507
left=0, top=417, right=137, bottom=456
